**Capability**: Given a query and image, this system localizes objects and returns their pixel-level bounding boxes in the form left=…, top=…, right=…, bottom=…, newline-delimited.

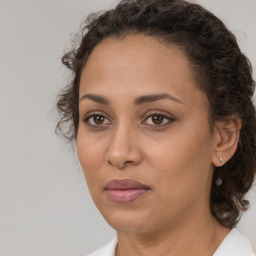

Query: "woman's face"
left=77, top=35, right=217, bottom=234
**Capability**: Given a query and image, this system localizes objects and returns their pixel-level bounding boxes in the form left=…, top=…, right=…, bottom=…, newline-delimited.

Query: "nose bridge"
left=110, top=120, right=134, bottom=153
left=105, top=118, right=142, bottom=168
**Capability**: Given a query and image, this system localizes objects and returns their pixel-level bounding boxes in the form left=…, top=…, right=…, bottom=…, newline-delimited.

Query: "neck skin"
left=115, top=204, right=230, bottom=256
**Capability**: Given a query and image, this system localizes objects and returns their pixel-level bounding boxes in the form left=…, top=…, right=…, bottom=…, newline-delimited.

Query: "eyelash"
left=143, top=111, right=176, bottom=127
left=82, top=111, right=176, bottom=128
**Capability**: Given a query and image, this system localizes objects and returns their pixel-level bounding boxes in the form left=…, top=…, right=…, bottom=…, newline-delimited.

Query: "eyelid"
left=143, top=110, right=176, bottom=120
left=142, top=110, right=176, bottom=126
left=82, top=111, right=112, bottom=126
left=83, top=111, right=110, bottom=120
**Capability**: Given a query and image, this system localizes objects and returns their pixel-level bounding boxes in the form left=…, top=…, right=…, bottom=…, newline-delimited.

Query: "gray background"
left=0, top=0, right=255, bottom=255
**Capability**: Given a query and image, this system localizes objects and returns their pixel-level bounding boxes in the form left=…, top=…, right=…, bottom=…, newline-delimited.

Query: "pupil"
left=153, top=115, right=163, bottom=124
left=94, top=115, right=104, bottom=124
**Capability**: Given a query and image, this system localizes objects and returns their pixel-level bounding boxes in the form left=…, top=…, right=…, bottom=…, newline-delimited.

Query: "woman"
left=56, top=0, right=256, bottom=255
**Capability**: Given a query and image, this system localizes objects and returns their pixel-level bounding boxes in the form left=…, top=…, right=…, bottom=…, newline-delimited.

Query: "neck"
left=115, top=209, right=230, bottom=256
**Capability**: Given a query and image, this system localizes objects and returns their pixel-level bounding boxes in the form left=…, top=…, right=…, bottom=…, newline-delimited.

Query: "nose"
left=104, top=124, right=143, bottom=169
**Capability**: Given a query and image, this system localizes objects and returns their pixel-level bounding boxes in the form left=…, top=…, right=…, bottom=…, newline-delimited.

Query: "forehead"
left=82, top=34, right=194, bottom=83
left=80, top=34, right=208, bottom=109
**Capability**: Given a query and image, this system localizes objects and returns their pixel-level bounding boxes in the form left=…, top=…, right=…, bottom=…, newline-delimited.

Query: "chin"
left=100, top=208, right=155, bottom=234
left=107, top=219, right=150, bottom=234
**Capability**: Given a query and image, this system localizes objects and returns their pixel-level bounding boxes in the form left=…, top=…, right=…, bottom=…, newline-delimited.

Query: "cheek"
left=76, top=129, right=105, bottom=184
left=148, top=120, right=214, bottom=198
left=149, top=130, right=212, bottom=169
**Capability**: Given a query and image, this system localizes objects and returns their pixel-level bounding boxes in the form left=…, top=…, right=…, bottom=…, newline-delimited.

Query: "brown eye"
left=143, top=112, right=175, bottom=126
left=152, top=114, right=164, bottom=124
left=94, top=115, right=105, bottom=125
left=83, top=113, right=111, bottom=126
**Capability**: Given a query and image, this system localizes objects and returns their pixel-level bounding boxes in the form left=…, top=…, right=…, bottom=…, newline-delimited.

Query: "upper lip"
left=104, top=179, right=150, bottom=190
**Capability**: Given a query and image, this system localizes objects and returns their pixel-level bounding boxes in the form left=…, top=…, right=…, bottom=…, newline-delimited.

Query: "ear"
left=212, top=117, right=241, bottom=167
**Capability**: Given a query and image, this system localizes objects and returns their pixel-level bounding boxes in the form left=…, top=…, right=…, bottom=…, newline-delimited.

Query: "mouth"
left=104, top=179, right=151, bottom=204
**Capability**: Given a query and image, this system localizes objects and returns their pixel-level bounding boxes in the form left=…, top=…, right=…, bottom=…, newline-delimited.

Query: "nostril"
left=107, top=160, right=134, bottom=169
left=119, top=161, right=134, bottom=169
left=124, top=161, right=133, bottom=165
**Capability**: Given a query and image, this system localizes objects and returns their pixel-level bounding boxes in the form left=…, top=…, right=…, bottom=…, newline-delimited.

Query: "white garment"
left=86, top=228, right=254, bottom=256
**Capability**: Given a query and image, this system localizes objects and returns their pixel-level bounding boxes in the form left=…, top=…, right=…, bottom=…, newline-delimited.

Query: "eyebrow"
left=79, top=94, right=110, bottom=105
left=79, top=93, right=184, bottom=105
left=134, top=93, right=184, bottom=105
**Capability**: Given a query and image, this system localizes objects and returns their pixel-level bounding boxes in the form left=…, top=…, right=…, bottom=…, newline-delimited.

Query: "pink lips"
left=104, top=179, right=150, bottom=204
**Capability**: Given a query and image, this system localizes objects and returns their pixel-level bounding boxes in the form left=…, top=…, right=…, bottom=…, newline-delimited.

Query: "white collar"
left=213, top=228, right=254, bottom=256
left=86, top=228, right=254, bottom=256
left=86, top=236, right=117, bottom=256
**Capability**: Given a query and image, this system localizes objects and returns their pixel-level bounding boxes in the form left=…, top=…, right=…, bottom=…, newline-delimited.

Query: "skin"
left=77, top=34, right=240, bottom=256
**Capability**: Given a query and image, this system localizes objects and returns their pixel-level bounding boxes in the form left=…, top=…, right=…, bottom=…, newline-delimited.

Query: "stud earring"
left=216, top=177, right=222, bottom=186
left=219, top=157, right=223, bottom=165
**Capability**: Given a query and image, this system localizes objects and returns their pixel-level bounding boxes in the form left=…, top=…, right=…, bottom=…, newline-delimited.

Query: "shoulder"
left=214, top=228, right=255, bottom=256
left=85, top=237, right=118, bottom=256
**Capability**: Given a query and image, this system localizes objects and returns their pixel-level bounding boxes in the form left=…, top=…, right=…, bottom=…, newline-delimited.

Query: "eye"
left=143, top=112, right=175, bottom=126
left=83, top=113, right=111, bottom=126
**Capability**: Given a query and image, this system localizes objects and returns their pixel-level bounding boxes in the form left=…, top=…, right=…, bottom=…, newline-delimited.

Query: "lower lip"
left=105, top=189, right=149, bottom=204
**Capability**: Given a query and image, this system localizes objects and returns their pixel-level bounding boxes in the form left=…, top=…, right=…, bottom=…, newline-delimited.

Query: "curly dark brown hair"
left=56, top=0, right=256, bottom=228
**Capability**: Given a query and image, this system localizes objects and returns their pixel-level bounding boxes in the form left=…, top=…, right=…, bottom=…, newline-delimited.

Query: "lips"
left=104, top=179, right=150, bottom=204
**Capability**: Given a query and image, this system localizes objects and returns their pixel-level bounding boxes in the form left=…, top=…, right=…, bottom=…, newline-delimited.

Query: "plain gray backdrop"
left=0, top=0, right=255, bottom=255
